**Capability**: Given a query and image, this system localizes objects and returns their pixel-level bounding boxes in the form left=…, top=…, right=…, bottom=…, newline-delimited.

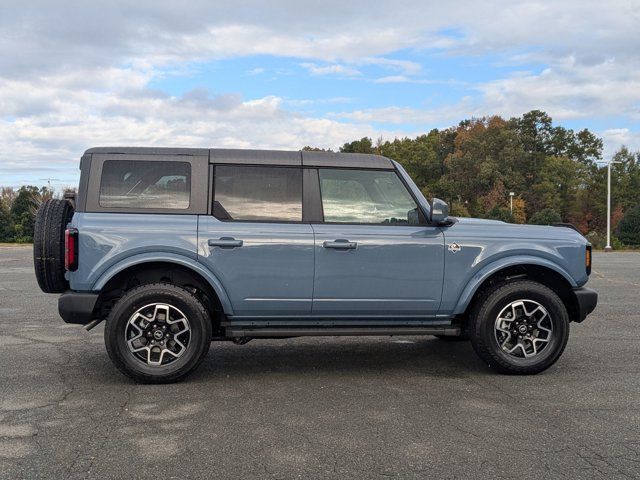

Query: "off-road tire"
left=104, top=283, right=212, bottom=384
left=469, top=280, right=569, bottom=374
left=33, top=199, right=74, bottom=293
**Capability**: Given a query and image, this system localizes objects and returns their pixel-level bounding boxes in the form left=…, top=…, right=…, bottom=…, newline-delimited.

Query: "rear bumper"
left=572, top=287, right=598, bottom=323
left=58, top=291, right=98, bottom=325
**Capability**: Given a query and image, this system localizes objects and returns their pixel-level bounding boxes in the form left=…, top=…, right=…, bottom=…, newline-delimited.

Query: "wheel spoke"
left=494, top=299, right=553, bottom=359
left=125, top=303, right=191, bottom=367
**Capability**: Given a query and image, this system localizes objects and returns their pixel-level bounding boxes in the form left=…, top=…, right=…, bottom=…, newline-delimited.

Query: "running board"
left=226, top=326, right=461, bottom=337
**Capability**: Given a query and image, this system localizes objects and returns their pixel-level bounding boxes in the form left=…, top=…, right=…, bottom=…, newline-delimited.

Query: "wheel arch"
left=454, top=257, right=580, bottom=323
left=92, top=254, right=233, bottom=318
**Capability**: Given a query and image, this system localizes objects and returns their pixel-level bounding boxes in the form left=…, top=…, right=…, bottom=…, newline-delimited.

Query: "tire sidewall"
left=105, top=285, right=211, bottom=382
left=473, top=281, right=569, bottom=372
left=33, top=199, right=74, bottom=293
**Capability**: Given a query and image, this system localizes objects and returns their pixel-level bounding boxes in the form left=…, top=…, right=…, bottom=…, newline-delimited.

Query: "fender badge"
left=448, top=243, right=461, bottom=253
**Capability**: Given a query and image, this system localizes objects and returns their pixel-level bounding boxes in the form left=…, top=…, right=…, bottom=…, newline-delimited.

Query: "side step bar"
left=226, top=326, right=461, bottom=337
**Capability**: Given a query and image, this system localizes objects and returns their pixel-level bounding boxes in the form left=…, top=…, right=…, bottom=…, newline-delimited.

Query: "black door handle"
left=323, top=239, right=357, bottom=250
left=208, top=237, right=243, bottom=248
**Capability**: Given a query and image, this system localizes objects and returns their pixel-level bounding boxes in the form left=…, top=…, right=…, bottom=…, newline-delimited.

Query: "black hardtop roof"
left=83, top=147, right=394, bottom=169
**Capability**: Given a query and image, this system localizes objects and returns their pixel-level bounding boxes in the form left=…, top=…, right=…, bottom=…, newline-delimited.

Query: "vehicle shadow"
left=191, top=337, right=488, bottom=381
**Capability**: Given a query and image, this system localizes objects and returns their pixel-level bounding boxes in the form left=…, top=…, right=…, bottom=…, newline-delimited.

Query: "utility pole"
left=509, top=192, right=515, bottom=215
left=39, top=178, right=60, bottom=194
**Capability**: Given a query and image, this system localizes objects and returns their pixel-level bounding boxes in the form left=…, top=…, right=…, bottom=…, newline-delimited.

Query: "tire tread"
left=33, top=199, right=73, bottom=293
left=469, top=279, right=569, bottom=375
left=104, top=283, right=212, bottom=384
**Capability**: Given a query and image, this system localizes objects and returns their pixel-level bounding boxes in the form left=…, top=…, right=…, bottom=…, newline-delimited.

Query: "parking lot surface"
left=0, top=246, right=638, bottom=479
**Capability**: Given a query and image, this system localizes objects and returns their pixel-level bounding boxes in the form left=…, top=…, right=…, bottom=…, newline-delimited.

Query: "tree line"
left=1, top=110, right=639, bottom=246
left=0, top=186, right=55, bottom=243
left=306, top=110, right=640, bottom=247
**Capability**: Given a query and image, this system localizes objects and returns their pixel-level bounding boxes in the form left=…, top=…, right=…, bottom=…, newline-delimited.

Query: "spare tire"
left=33, top=199, right=74, bottom=293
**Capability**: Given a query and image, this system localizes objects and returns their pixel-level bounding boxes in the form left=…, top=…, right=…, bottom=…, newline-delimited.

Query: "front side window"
left=99, top=160, right=191, bottom=209
left=319, top=169, right=421, bottom=224
left=213, top=165, right=302, bottom=222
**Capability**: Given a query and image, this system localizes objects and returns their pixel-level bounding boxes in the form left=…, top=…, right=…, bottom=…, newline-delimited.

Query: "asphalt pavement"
left=0, top=246, right=638, bottom=479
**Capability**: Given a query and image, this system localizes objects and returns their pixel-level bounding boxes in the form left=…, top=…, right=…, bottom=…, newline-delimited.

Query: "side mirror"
left=430, top=198, right=449, bottom=224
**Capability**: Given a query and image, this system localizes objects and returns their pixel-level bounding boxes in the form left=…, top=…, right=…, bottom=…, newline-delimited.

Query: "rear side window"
left=319, top=169, right=421, bottom=224
left=213, top=165, right=302, bottom=222
left=99, top=160, right=191, bottom=209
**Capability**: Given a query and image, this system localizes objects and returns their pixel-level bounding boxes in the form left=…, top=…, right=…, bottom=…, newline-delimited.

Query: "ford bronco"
left=33, top=147, right=597, bottom=383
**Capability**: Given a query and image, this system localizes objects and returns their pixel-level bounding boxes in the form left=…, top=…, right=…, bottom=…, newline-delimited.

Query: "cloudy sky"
left=1, top=0, right=639, bottom=188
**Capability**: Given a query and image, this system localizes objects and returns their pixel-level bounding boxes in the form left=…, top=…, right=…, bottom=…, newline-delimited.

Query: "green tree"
left=301, top=110, right=639, bottom=237
left=486, top=205, right=514, bottom=223
left=0, top=198, right=13, bottom=242
left=529, top=208, right=562, bottom=225
left=340, top=137, right=374, bottom=154
left=10, top=186, right=40, bottom=243
left=616, top=205, right=640, bottom=246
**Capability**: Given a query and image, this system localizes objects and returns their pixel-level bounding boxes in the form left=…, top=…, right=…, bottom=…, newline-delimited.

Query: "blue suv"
left=33, top=147, right=597, bottom=382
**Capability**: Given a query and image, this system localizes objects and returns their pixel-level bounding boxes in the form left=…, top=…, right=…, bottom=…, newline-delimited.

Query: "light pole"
left=605, top=160, right=621, bottom=252
left=509, top=192, right=515, bottom=215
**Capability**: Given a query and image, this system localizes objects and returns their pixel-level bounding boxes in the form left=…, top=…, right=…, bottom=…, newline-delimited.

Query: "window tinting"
left=213, top=166, right=302, bottom=222
left=99, top=160, right=190, bottom=209
left=319, top=169, right=421, bottom=224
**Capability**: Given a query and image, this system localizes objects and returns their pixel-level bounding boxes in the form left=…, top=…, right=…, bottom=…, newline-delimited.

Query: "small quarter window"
left=319, top=169, right=421, bottom=224
left=99, top=160, right=191, bottom=209
left=213, top=165, right=302, bottom=222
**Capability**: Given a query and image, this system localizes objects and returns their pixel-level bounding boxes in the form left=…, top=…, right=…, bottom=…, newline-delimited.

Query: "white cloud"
left=330, top=100, right=477, bottom=125
left=300, top=63, right=362, bottom=77
left=373, top=75, right=411, bottom=84
left=360, top=57, right=422, bottom=75
left=601, top=129, right=640, bottom=159
left=1, top=0, right=639, bottom=185
left=477, top=58, right=640, bottom=120
left=3, top=1, right=637, bottom=78
left=0, top=75, right=403, bottom=185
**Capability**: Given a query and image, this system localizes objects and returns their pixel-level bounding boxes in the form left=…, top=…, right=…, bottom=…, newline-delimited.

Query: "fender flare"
left=453, top=255, right=577, bottom=315
left=92, top=252, right=234, bottom=315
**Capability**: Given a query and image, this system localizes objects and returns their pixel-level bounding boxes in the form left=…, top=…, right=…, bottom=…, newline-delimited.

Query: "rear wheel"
left=104, top=283, right=212, bottom=383
left=469, top=280, right=569, bottom=374
left=33, top=199, right=74, bottom=293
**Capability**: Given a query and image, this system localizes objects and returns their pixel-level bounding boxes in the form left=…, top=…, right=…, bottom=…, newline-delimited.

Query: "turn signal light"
left=65, top=228, right=78, bottom=271
left=585, top=245, right=592, bottom=275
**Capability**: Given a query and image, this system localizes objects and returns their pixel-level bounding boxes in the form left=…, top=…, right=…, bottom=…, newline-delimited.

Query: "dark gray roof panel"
left=301, top=151, right=394, bottom=169
left=83, top=147, right=395, bottom=169
left=84, top=147, right=209, bottom=156
left=209, top=149, right=301, bottom=166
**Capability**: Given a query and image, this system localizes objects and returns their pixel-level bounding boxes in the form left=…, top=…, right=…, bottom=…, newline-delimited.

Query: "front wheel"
left=469, top=280, right=569, bottom=375
left=104, top=283, right=212, bottom=383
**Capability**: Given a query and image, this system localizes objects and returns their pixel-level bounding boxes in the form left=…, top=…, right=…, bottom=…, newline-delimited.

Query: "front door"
left=198, top=164, right=314, bottom=317
left=311, top=168, right=444, bottom=317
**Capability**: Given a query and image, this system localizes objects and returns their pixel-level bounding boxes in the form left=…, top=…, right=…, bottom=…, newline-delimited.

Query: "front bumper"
left=58, top=291, right=99, bottom=325
left=572, top=287, right=598, bottom=323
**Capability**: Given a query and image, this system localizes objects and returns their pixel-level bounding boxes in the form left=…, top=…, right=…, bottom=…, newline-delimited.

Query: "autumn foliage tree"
left=331, top=110, right=639, bottom=247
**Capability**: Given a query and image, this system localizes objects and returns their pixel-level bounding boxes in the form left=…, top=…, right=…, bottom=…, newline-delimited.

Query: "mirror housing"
left=430, top=198, right=449, bottom=224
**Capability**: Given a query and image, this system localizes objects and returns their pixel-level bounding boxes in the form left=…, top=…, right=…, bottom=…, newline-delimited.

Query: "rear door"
left=197, top=163, right=314, bottom=317
left=311, top=168, right=444, bottom=317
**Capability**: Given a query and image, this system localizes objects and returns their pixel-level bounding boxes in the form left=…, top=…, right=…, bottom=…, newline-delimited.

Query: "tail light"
left=585, top=245, right=592, bottom=275
left=65, top=228, right=78, bottom=271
